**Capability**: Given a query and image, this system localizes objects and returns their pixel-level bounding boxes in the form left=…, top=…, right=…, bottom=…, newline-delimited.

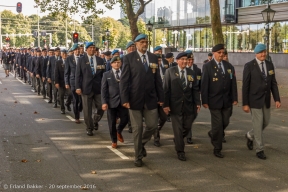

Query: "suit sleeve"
left=231, top=65, right=238, bottom=102
left=54, top=61, right=60, bottom=84
left=64, top=57, right=70, bottom=85
left=270, top=65, right=280, bottom=102
left=163, top=69, right=171, bottom=108
left=201, top=63, right=209, bottom=105
left=119, top=56, right=131, bottom=104
left=155, top=57, right=164, bottom=103
left=192, top=71, right=201, bottom=105
left=46, top=58, right=51, bottom=79
left=101, top=73, right=109, bottom=105
left=75, top=58, right=82, bottom=90
left=242, top=63, right=251, bottom=106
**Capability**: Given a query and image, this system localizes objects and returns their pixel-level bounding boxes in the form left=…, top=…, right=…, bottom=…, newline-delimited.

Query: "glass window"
left=194, top=28, right=201, bottom=52
left=249, top=24, right=258, bottom=51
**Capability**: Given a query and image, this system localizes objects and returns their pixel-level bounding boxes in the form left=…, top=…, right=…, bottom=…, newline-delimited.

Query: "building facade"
left=143, top=0, right=288, bottom=54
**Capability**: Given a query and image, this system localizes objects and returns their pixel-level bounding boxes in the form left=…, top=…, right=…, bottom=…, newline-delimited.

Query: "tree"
left=209, top=0, right=224, bottom=45
left=34, top=0, right=153, bottom=40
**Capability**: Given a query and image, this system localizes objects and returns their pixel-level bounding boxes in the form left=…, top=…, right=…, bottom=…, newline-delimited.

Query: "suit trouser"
left=27, top=72, right=31, bottom=83
left=36, top=77, right=41, bottom=94
left=153, top=104, right=167, bottom=142
left=21, top=68, right=27, bottom=81
left=71, top=87, right=82, bottom=120
left=248, top=105, right=270, bottom=153
left=171, top=113, right=195, bottom=154
left=82, top=93, right=102, bottom=131
left=32, top=76, right=36, bottom=90
left=92, top=102, right=104, bottom=126
left=209, top=107, right=231, bottom=152
left=187, top=107, right=198, bottom=139
left=58, top=87, right=72, bottom=111
left=107, top=104, right=129, bottom=143
left=51, top=82, right=58, bottom=104
left=47, top=82, right=52, bottom=101
left=129, top=107, right=158, bottom=161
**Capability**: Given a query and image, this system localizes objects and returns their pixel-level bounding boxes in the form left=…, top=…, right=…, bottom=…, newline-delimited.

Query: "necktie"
left=76, top=56, right=79, bottom=65
left=90, top=57, right=95, bottom=75
left=142, top=55, right=148, bottom=72
left=115, top=70, right=120, bottom=81
left=261, top=62, right=267, bottom=81
left=181, top=70, right=186, bottom=90
left=218, top=62, right=224, bottom=74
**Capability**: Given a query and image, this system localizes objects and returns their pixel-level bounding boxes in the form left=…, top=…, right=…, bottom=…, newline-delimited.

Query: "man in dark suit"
left=35, top=49, right=45, bottom=96
left=41, top=48, right=49, bottom=99
left=45, top=49, right=54, bottom=102
left=55, top=49, right=72, bottom=114
left=20, top=48, right=27, bottom=83
left=65, top=43, right=82, bottom=123
left=30, top=50, right=39, bottom=92
left=201, top=44, right=238, bottom=158
left=120, top=34, right=164, bottom=167
left=163, top=52, right=201, bottom=161
left=203, top=52, right=213, bottom=64
left=47, top=47, right=61, bottom=108
left=101, top=56, right=129, bottom=148
left=154, top=46, right=169, bottom=69
left=185, top=52, right=202, bottom=144
left=75, top=42, right=106, bottom=136
left=165, top=52, right=177, bottom=68
left=242, top=44, right=281, bottom=160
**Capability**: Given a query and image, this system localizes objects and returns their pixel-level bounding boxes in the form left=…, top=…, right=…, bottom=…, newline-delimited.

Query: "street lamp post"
left=146, top=20, right=153, bottom=51
left=105, top=28, right=110, bottom=51
left=261, top=3, right=276, bottom=61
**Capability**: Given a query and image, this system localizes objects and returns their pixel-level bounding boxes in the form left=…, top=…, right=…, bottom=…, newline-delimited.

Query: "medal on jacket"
left=149, top=63, right=158, bottom=73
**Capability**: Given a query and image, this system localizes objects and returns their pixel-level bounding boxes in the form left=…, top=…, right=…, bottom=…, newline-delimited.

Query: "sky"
left=0, top=0, right=121, bottom=21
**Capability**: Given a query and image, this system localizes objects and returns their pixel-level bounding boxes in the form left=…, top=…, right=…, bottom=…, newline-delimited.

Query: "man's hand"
left=76, top=89, right=82, bottom=95
left=16, top=64, right=18, bottom=66
left=197, top=105, right=201, bottom=113
left=20, top=66, right=22, bottom=68
left=276, top=101, right=281, bottom=108
left=242, top=105, right=250, bottom=113
left=123, top=103, right=130, bottom=109
left=65, top=85, right=70, bottom=89
left=42, top=77, right=45, bottom=82
left=36, top=74, right=40, bottom=78
left=158, top=102, right=164, bottom=106
left=47, top=78, right=51, bottom=83
left=203, top=104, right=209, bottom=109
left=102, top=104, right=108, bottom=111
left=163, top=107, right=170, bottom=115
left=30, top=73, right=34, bottom=77
left=55, top=84, right=59, bottom=89
left=233, top=101, right=238, bottom=105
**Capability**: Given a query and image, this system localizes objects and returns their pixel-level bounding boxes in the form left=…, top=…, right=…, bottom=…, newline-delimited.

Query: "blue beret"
left=125, top=41, right=135, bottom=49
left=176, top=52, right=188, bottom=59
left=70, top=43, right=79, bottom=52
left=165, top=52, right=174, bottom=58
left=112, top=49, right=119, bottom=55
left=185, top=50, right=193, bottom=54
left=154, top=46, right=162, bottom=52
left=61, top=49, right=68, bottom=53
left=254, top=44, right=266, bottom=54
left=110, top=56, right=121, bottom=63
left=134, top=34, right=148, bottom=42
left=85, top=42, right=95, bottom=49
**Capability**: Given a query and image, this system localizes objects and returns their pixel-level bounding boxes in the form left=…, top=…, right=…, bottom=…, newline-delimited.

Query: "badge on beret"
left=187, top=75, right=194, bottom=82
left=269, top=70, right=274, bottom=75
left=149, top=63, right=158, bottom=73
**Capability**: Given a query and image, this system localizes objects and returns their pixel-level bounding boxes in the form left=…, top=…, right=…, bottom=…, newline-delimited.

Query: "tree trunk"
left=210, top=0, right=224, bottom=45
left=128, top=17, right=139, bottom=40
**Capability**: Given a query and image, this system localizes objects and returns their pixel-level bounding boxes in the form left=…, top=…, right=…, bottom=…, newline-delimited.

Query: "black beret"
left=103, top=51, right=111, bottom=56
left=48, top=49, right=54, bottom=51
left=208, top=52, right=213, bottom=56
left=176, top=52, right=187, bottom=60
left=95, top=47, right=99, bottom=51
left=42, top=48, right=47, bottom=51
left=54, top=47, right=60, bottom=51
left=212, top=44, right=225, bottom=52
left=165, top=52, right=174, bottom=59
left=36, top=49, right=41, bottom=52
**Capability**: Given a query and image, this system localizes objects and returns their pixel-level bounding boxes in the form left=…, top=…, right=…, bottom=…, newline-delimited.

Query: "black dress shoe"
left=86, top=130, right=93, bottom=136
left=256, top=151, right=266, bottom=160
left=142, top=147, right=147, bottom=157
left=61, top=110, right=65, bottom=114
left=222, top=137, right=226, bottom=143
left=154, top=141, right=160, bottom=147
left=134, top=159, right=143, bottom=167
left=245, top=133, right=253, bottom=150
left=187, top=138, right=193, bottom=144
left=214, top=151, right=224, bottom=158
left=53, top=104, right=57, bottom=108
left=177, top=153, right=186, bottom=161
left=94, top=122, right=99, bottom=130
left=65, top=104, right=71, bottom=111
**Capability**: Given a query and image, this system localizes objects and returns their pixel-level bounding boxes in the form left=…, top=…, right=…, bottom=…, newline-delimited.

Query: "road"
left=0, top=67, right=288, bottom=192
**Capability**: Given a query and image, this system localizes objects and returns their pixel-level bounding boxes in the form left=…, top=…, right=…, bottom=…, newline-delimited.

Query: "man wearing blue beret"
left=126, top=41, right=135, bottom=54
left=75, top=42, right=106, bottom=136
left=120, top=33, right=164, bottom=167
left=242, top=44, right=281, bottom=160
left=106, top=49, right=120, bottom=71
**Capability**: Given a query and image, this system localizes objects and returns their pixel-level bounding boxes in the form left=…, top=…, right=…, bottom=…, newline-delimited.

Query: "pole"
left=65, top=17, right=68, bottom=48
left=37, top=7, right=40, bottom=47
left=0, top=12, right=2, bottom=49
left=267, top=23, right=270, bottom=61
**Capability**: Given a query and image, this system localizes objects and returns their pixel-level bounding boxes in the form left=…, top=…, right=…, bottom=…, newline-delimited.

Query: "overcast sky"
left=0, top=0, right=121, bottom=21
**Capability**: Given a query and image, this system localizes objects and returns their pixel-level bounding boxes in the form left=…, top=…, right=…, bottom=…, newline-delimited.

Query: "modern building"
left=143, top=0, right=288, bottom=56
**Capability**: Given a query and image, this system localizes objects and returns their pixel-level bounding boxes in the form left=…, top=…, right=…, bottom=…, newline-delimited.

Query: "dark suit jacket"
left=201, top=59, right=238, bottom=109
left=120, top=51, right=164, bottom=110
left=163, top=66, right=201, bottom=115
left=26, top=55, right=32, bottom=72
left=16, top=53, right=21, bottom=66
left=75, top=54, right=105, bottom=95
left=35, top=56, right=44, bottom=77
left=55, top=59, right=66, bottom=87
left=42, top=56, right=49, bottom=78
left=47, top=56, right=61, bottom=81
left=20, top=54, right=26, bottom=68
left=242, top=59, right=280, bottom=109
left=30, top=57, right=38, bottom=75
left=64, top=55, right=78, bottom=88
left=187, top=64, right=202, bottom=91
left=101, top=70, right=121, bottom=108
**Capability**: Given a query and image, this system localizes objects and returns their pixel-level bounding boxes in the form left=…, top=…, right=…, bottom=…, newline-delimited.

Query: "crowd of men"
left=0, top=34, right=281, bottom=167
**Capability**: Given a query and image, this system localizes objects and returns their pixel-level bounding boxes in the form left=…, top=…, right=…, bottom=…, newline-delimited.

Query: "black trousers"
left=51, top=82, right=58, bottom=104
left=107, top=104, right=129, bottom=143
left=171, top=113, right=195, bottom=154
left=58, top=87, right=72, bottom=110
left=153, top=104, right=167, bottom=142
left=47, top=82, right=53, bottom=101
left=209, top=107, right=231, bottom=152
left=71, top=87, right=82, bottom=120
left=20, top=67, right=27, bottom=81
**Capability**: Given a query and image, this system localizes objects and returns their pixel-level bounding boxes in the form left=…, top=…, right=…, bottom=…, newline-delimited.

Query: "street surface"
left=0, top=66, right=288, bottom=192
